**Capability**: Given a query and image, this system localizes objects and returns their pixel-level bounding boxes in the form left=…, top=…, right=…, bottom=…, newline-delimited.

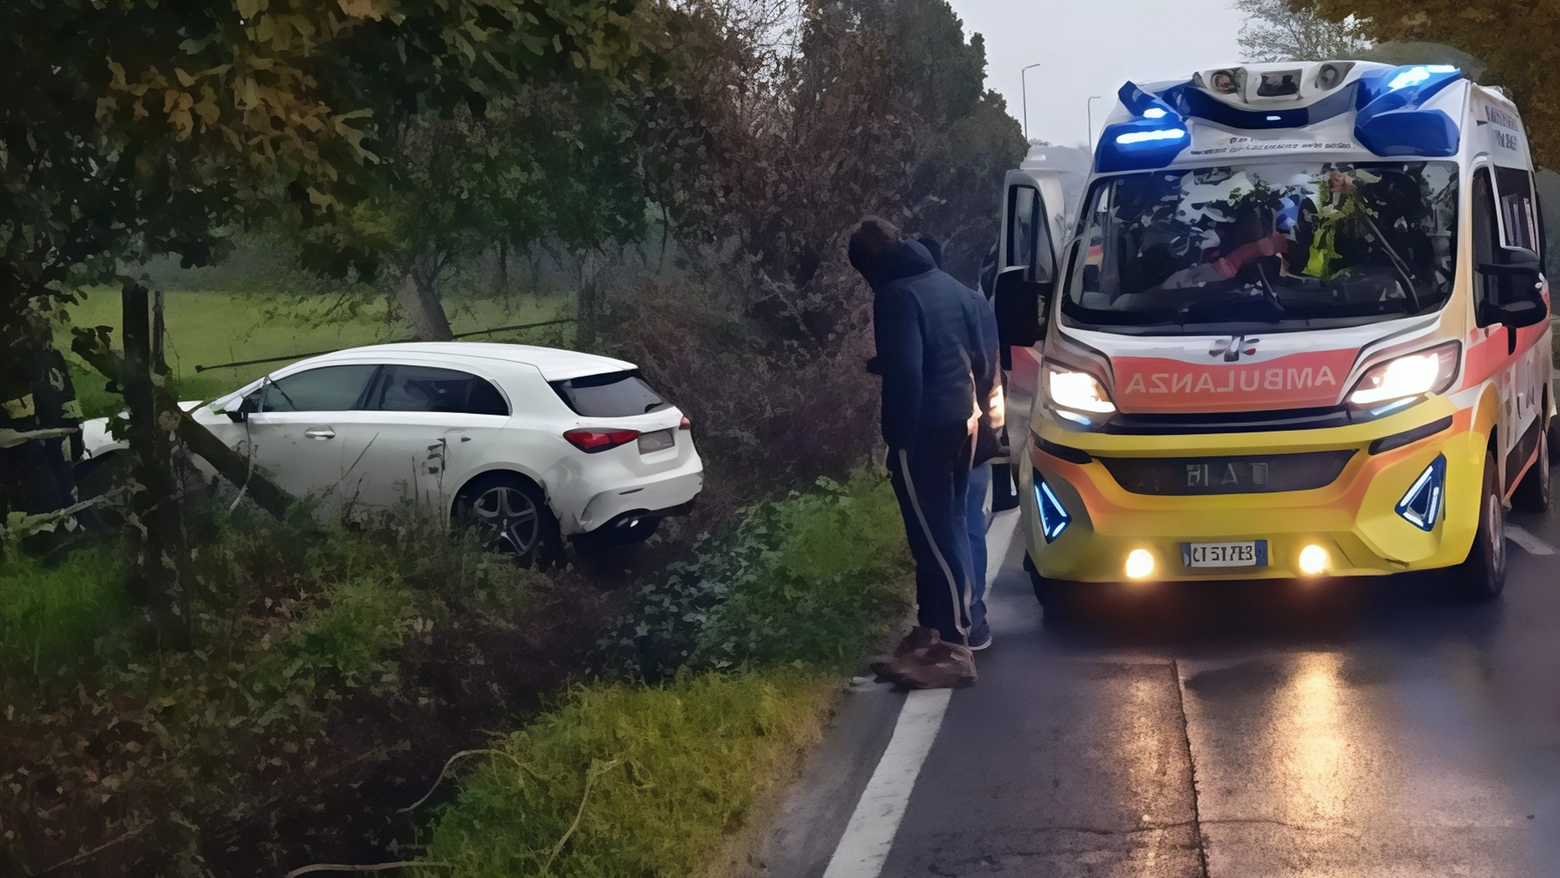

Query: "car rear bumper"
left=566, top=468, right=704, bottom=536
left=1019, top=400, right=1487, bottom=582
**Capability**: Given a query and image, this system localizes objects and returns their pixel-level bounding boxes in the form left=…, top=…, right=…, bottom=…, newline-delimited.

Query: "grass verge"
left=410, top=469, right=911, bottom=876
left=420, top=672, right=835, bottom=877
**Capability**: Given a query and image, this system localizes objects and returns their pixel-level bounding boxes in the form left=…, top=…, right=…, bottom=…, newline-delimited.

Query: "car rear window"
left=549, top=371, right=668, bottom=417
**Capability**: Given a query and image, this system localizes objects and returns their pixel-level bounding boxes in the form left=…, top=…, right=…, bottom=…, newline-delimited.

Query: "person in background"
left=919, top=237, right=1001, bottom=649
left=850, top=217, right=990, bottom=687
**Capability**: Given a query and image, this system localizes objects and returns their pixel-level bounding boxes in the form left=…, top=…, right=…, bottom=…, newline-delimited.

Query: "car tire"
left=1455, top=450, right=1506, bottom=602
left=1025, top=552, right=1074, bottom=619
left=1511, top=425, right=1550, bottom=513
left=453, top=473, right=564, bottom=568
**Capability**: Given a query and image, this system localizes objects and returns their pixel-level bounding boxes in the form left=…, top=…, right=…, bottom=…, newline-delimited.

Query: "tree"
left=1305, top=0, right=1560, bottom=167
left=1234, top=0, right=1370, bottom=62
left=300, top=84, right=649, bottom=342
left=635, top=0, right=1023, bottom=315
left=1, top=0, right=649, bottom=629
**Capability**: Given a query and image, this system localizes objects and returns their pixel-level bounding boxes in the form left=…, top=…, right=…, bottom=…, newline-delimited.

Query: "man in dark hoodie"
left=916, top=236, right=1002, bottom=648
left=850, top=217, right=991, bottom=685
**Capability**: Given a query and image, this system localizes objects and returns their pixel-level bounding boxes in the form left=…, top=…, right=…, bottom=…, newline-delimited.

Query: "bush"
left=598, top=262, right=879, bottom=517
left=604, top=468, right=912, bottom=678
left=419, top=468, right=913, bottom=876
left=419, top=671, right=834, bottom=878
left=0, top=502, right=543, bottom=877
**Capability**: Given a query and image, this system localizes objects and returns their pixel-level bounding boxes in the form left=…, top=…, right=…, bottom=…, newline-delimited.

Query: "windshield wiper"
left=1360, top=213, right=1422, bottom=313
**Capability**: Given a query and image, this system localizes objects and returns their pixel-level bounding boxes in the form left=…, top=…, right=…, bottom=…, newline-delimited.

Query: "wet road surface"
left=753, top=504, right=1560, bottom=877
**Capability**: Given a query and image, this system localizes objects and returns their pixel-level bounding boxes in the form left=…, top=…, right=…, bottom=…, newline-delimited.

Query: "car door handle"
left=304, top=427, right=336, bottom=440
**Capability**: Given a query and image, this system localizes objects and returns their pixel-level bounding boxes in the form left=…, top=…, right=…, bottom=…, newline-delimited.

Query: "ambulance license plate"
left=1182, top=540, right=1268, bottom=569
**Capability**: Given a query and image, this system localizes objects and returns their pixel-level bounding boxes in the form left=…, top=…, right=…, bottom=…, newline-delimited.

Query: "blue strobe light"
left=1036, top=478, right=1073, bottom=543
left=1396, top=455, right=1447, bottom=532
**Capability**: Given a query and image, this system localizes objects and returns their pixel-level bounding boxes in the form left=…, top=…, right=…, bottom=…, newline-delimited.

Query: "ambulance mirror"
left=1476, top=245, right=1547, bottom=338
left=1477, top=246, right=1546, bottom=330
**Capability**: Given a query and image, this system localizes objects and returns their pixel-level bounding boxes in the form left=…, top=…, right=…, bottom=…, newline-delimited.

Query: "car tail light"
left=565, top=429, right=641, bottom=453
left=679, top=415, right=691, bottom=429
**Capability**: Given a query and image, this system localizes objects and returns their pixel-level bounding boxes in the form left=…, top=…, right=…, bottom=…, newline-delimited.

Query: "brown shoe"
left=870, top=627, right=977, bottom=689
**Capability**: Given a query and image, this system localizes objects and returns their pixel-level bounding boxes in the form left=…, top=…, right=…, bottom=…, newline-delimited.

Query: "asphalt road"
left=751, top=500, right=1560, bottom=877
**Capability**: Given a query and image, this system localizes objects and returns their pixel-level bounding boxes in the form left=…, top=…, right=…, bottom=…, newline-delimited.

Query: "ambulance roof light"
left=1388, top=65, right=1457, bottom=90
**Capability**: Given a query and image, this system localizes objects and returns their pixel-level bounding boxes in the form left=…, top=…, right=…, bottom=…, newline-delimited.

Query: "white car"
left=79, top=342, right=704, bottom=562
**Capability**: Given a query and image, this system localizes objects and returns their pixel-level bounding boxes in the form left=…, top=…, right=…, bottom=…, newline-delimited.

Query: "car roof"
left=309, top=342, right=637, bottom=382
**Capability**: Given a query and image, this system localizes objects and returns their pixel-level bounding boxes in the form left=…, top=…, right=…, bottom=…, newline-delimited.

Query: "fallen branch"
left=396, top=748, right=527, bottom=814
left=36, top=824, right=148, bottom=875
left=71, top=330, right=293, bottom=519
left=540, top=759, right=620, bottom=877
left=0, top=426, right=79, bottom=448
left=283, top=862, right=452, bottom=878
left=2, top=484, right=134, bottom=541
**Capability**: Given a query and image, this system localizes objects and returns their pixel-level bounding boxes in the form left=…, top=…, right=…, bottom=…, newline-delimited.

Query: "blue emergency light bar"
left=1093, top=64, right=1466, bottom=174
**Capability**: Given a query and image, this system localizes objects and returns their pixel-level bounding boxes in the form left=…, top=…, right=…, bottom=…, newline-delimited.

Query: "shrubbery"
left=0, top=503, right=544, bottom=877
left=412, top=468, right=912, bottom=875
left=603, top=469, right=911, bottom=677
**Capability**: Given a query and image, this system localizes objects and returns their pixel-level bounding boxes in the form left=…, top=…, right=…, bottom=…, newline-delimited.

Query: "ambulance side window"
left=1006, top=185, right=1053, bottom=283
left=1472, top=169, right=1500, bottom=309
left=1495, top=166, right=1540, bottom=254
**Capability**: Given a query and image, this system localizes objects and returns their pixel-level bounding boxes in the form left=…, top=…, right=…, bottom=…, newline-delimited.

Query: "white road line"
left=1507, top=524, right=1558, bottom=556
left=820, top=688, right=952, bottom=878
left=985, top=510, right=1020, bottom=588
left=821, top=510, right=1020, bottom=877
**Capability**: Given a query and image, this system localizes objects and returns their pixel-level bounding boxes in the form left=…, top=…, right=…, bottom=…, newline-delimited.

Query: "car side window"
left=371, top=365, right=510, bottom=416
left=259, top=365, right=377, bottom=413
left=1472, top=168, right=1499, bottom=307
left=1495, top=166, right=1540, bottom=254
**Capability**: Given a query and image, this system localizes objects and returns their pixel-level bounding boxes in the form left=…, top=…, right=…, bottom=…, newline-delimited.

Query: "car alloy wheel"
left=471, top=484, right=542, bottom=558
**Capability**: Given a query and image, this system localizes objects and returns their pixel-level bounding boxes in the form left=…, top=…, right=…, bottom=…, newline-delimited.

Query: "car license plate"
left=637, top=429, right=674, bottom=453
left=1182, top=540, right=1268, bottom=569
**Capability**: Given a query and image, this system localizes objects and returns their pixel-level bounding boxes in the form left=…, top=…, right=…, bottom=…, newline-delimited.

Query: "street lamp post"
left=1021, top=63, right=1043, bottom=141
left=1086, top=95, right=1105, bottom=149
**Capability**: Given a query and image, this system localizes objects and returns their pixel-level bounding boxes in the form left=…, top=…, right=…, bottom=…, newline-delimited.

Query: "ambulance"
left=994, top=62, right=1554, bottom=603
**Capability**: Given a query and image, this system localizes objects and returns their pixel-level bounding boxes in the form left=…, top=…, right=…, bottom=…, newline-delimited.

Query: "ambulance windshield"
left=1061, top=162, right=1459, bottom=334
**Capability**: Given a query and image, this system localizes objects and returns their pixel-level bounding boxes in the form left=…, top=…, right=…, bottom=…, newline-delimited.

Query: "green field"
left=57, top=290, right=573, bottom=416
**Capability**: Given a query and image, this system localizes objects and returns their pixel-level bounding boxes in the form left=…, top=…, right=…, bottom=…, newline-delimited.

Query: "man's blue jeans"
left=966, top=462, right=992, bottom=641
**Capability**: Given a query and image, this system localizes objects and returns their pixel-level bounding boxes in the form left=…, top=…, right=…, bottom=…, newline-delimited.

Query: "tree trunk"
left=574, top=250, right=596, bottom=349
left=151, top=287, right=167, bottom=366
left=496, top=241, right=508, bottom=295
left=121, top=283, right=191, bottom=649
left=395, top=270, right=454, bottom=341
left=72, top=335, right=294, bottom=521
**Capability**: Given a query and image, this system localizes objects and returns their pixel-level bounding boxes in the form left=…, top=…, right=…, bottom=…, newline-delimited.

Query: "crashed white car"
left=80, top=343, right=704, bottom=561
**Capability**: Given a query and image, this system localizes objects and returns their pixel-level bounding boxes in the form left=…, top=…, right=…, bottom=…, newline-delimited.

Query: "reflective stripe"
left=896, top=449, right=972, bottom=644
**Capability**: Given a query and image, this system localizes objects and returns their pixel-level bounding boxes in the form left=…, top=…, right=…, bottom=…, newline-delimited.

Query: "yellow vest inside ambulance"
left=994, top=62, right=1554, bottom=603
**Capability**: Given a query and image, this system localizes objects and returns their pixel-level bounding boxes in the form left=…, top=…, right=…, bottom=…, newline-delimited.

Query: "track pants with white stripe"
left=887, top=423, right=988, bottom=646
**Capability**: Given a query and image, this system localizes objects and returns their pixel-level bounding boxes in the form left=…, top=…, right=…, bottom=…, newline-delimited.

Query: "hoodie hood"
left=867, top=239, right=939, bottom=289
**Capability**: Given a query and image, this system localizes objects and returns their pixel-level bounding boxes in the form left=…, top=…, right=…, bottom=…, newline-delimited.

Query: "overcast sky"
left=946, top=0, right=1247, bottom=148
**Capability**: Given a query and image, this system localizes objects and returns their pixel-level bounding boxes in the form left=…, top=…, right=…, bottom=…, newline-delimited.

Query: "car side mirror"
left=993, top=266, right=1049, bottom=371
left=226, top=393, right=260, bottom=423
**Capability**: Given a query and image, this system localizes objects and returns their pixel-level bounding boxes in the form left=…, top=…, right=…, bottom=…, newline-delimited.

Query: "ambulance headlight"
left=1046, top=366, right=1117, bottom=415
left=1347, top=342, right=1460, bottom=409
